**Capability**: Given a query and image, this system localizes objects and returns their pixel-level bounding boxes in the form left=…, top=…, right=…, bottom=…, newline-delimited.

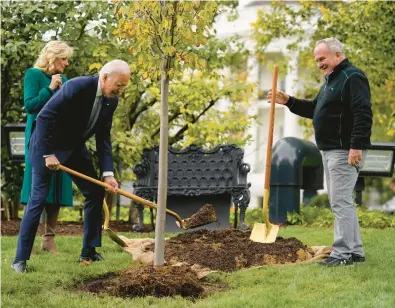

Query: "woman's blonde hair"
left=34, top=41, right=73, bottom=74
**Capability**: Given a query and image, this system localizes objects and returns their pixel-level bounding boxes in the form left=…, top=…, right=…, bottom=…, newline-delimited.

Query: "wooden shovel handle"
left=264, top=65, right=279, bottom=190
left=57, top=164, right=184, bottom=224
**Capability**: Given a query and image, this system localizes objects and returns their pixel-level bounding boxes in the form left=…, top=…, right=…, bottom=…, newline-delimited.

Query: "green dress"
left=20, top=68, right=73, bottom=206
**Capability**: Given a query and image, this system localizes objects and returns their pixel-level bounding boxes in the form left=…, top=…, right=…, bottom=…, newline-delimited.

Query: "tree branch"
left=170, top=1, right=178, bottom=47
left=168, top=99, right=217, bottom=143
left=129, top=98, right=157, bottom=130
left=151, top=111, right=181, bottom=138
left=77, top=21, right=89, bottom=41
left=150, top=15, right=162, bottom=44
left=155, top=36, right=165, bottom=56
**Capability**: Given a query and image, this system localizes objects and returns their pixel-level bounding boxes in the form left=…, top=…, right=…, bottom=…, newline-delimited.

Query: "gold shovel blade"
left=250, top=223, right=279, bottom=243
left=105, top=228, right=128, bottom=247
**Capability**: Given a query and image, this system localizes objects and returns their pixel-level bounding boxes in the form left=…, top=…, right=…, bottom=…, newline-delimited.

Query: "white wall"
left=214, top=1, right=319, bottom=208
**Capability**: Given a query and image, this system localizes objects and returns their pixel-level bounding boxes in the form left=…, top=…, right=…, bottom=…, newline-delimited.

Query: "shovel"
left=102, top=197, right=127, bottom=247
left=250, top=64, right=280, bottom=243
left=57, top=165, right=217, bottom=230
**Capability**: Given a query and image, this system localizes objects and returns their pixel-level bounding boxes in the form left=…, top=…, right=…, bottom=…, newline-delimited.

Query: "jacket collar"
left=326, top=59, right=351, bottom=81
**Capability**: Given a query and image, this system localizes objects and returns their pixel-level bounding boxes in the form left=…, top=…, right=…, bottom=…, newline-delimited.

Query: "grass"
left=2, top=226, right=395, bottom=308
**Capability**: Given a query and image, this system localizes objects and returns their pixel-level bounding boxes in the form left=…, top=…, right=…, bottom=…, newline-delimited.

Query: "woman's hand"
left=49, top=74, right=62, bottom=90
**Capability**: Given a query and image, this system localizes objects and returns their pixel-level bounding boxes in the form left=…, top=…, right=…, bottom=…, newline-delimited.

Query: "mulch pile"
left=155, top=229, right=308, bottom=271
left=3, top=220, right=315, bottom=299
left=78, top=265, right=215, bottom=299
left=76, top=228, right=312, bottom=299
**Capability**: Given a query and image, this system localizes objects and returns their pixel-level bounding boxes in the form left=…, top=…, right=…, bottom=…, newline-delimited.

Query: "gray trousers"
left=322, top=149, right=366, bottom=260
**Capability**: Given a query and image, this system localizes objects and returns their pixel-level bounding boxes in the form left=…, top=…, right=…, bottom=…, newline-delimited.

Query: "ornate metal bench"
left=132, top=144, right=251, bottom=232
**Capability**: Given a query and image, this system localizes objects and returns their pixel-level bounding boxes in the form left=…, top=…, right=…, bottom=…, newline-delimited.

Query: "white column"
left=283, top=54, right=303, bottom=139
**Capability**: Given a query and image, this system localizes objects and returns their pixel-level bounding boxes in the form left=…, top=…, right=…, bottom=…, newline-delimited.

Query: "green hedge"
left=54, top=203, right=395, bottom=229
left=286, top=206, right=395, bottom=228
left=241, top=206, right=395, bottom=229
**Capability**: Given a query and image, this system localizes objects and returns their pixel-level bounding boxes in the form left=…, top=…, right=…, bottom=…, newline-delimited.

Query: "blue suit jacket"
left=29, top=75, right=118, bottom=174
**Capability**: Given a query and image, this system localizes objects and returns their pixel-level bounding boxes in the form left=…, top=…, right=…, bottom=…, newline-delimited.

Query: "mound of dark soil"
left=76, top=228, right=311, bottom=299
left=158, top=229, right=308, bottom=272
left=77, top=264, right=223, bottom=299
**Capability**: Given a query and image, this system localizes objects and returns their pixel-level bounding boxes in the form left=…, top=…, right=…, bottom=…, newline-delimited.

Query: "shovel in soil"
left=250, top=64, right=280, bottom=243
left=102, top=197, right=127, bottom=247
left=58, top=165, right=217, bottom=230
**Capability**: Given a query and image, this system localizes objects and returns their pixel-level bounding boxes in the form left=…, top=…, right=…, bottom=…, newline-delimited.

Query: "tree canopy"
left=1, top=0, right=255, bottom=204
left=251, top=0, right=395, bottom=140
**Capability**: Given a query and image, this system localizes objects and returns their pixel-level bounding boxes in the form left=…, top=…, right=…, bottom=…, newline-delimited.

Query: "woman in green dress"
left=20, top=41, right=74, bottom=253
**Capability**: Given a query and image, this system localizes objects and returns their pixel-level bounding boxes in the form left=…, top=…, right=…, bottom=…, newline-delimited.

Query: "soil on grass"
left=4, top=219, right=312, bottom=299
left=1, top=220, right=153, bottom=236
left=77, top=265, right=224, bottom=299
left=155, top=229, right=309, bottom=271
left=75, top=228, right=311, bottom=299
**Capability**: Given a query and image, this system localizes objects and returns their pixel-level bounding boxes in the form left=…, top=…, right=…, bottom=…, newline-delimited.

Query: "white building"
left=215, top=1, right=319, bottom=208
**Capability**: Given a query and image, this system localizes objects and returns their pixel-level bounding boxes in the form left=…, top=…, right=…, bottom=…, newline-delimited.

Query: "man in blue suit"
left=12, top=60, right=131, bottom=274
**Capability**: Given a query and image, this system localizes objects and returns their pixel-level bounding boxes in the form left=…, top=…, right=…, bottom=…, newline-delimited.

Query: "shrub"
left=236, top=205, right=395, bottom=229
left=308, top=193, right=331, bottom=208
left=286, top=206, right=395, bottom=229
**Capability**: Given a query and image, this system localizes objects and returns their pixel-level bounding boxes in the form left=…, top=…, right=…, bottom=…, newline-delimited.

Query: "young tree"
left=114, top=0, right=254, bottom=265
left=1, top=0, right=255, bottom=222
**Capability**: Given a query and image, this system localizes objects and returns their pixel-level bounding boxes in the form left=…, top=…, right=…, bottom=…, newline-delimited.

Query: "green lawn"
left=2, top=226, right=395, bottom=308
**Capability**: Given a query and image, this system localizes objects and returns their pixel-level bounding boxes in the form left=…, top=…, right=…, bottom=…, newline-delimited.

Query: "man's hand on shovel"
left=45, top=155, right=60, bottom=170
left=104, top=176, right=118, bottom=194
left=45, top=156, right=118, bottom=194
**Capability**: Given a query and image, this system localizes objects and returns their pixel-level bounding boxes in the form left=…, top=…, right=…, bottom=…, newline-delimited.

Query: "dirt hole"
left=76, top=229, right=310, bottom=299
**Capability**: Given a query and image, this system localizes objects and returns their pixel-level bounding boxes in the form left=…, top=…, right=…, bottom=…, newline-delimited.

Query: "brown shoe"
left=41, top=236, right=58, bottom=254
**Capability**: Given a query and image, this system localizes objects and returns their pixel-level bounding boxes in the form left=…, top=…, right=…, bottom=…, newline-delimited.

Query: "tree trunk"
left=10, top=200, right=20, bottom=220
left=154, top=57, right=170, bottom=266
left=1, top=195, right=8, bottom=221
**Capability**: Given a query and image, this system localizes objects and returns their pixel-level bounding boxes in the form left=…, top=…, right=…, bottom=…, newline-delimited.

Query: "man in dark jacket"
left=11, top=60, right=131, bottom=274
left=268, top=38, right=373, bottom=266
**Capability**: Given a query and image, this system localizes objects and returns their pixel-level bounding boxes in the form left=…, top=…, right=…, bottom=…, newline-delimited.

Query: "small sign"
left=361, top=150, right=393, bottom=172
left=360, top=143, right=395, bottom=177
left=4, top=123, right=26, bottom=162
left=9, top=131, right=25, bottom=156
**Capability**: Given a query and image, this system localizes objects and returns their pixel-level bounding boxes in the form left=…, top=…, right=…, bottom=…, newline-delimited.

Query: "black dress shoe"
left=78, top=256, right=92, bottom=265
left=351, top=254, right=366, bottom=263
left=11, top=261, right=27, bottom=274
left=319, top=257, right=353, bottom=267
left=90, top=252, right=104, bottom=261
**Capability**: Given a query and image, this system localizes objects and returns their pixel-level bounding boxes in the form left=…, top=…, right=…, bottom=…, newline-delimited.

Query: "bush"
left=286, top=206, right=395, bottom=229
left=238, top=205, right=395, bottom=229
left=287, top=206, right=334, bottom=227
left=308, top=193, right=331, bottom=208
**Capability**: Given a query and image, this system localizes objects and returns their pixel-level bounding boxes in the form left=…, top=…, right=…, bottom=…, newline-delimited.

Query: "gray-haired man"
left=12, top=60, right=131, bottom=274
left=268, top=38, right=373, bottom=266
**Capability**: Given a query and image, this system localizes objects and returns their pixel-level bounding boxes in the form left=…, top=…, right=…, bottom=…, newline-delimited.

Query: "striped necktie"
left=83, top=96, right=103, bottom=138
